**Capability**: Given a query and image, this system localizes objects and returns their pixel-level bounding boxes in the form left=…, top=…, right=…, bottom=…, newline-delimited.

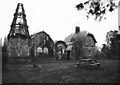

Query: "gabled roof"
left=30, top=31, right=54, bottom=42
left=64, top=31, right=97, bottom=43
left=66, top=45, right=73, bottom=51
left=64, top=33, right=75, bottom=43
left=87, top=33, right=97, bottom=43
left=31, top=31, right=49, bottom=39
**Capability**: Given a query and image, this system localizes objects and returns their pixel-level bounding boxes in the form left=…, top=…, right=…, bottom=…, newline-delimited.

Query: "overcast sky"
left=0, top=0, right=118, bottom=47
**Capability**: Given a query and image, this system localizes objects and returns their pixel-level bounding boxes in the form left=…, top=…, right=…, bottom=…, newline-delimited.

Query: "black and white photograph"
left=0, top=0, right=119, bottom=84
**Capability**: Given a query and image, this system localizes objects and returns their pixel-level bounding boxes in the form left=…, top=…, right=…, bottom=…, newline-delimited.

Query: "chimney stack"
left=75, top=26, right=80, bottom=34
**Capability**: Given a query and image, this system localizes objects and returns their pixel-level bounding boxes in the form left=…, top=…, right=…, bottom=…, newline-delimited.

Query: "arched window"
left=37, top=47, right=42, bottom=53
left=43, top=47, right=48, bottom=54
left=86, top=38, right=88, bottom=47
left=88, top=49, right=91, bottom=57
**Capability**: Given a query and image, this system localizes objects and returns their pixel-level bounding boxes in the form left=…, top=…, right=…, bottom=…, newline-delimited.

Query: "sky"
left=0, top=0, right=119, bottom=47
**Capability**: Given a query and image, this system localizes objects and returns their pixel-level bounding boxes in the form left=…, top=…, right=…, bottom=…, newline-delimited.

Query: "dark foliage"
left=76, top=3, right=84, bottom=10
left=101, top=30, right=120, bottom=59
left=2, top=47, right=8, bottom=70
left=76, top=0, right=118, bottom=21
left=95, top=50, right=103, bottom=59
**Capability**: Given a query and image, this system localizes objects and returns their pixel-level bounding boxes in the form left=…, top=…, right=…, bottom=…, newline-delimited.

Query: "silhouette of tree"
left=106, top=30, right=118, bottom=48
left=71, top=31, right=87, bottom=59
left=101, top=44, right=109, bottom=58
left=106, top=30, right=114, bottom=48
left=2, top=36, right=8, bottom=70
left=105, top=30, right=120, bottom=59
left=76, top=0, right=118, bottom=21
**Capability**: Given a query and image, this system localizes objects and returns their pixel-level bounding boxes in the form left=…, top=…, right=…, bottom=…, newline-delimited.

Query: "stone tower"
left=7, top=3, right=30, bottom=58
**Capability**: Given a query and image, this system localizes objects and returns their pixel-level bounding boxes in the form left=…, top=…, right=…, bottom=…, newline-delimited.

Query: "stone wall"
left=7, top=38, right=30, bottom=58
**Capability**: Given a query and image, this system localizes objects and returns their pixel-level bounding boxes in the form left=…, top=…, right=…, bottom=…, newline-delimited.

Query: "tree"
left=3, top=36, right=8, bottom=51
left=105, top=30, right=119, bottom=59
left=71, top=31, right=87, bottom=59
left=95, top=48, right=102, bottom=59
left=101, top=44, right=110, bottom=58
left=2, top=36, right=8, bottom=70
left=76, top=0, right=118, bottom=21
left=110, top=30, right=119, bottom=57
left=106, top=30, right=118, bottom=48
left=106, top=30, right=114, bottom=48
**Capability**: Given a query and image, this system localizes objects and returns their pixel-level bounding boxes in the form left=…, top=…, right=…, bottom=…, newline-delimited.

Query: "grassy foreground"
left=2, top=59, right=119, bottom=83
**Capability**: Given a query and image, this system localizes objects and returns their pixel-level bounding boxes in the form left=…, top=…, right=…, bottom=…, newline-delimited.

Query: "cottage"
left=64, top=26, right=97, bottom=60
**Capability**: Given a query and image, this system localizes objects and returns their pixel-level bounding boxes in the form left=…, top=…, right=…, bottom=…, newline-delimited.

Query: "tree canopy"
left=105, top=30, right=118, bottom=48
left=76, top=0, right=118, bottom=21
left=103, top=30, right=120, bottom=59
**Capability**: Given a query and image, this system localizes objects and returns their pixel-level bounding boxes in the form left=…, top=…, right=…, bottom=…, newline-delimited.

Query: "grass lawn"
left=2, top=59, right=119, bottom=83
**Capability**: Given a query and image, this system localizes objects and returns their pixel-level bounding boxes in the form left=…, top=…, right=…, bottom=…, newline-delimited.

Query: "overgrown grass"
left=2, top=59, right=119, bottom=83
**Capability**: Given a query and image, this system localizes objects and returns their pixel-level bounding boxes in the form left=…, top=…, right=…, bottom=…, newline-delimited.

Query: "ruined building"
left=7, top=3, right=31, bottom=58
left=31, top=31, right=55, bottom=57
